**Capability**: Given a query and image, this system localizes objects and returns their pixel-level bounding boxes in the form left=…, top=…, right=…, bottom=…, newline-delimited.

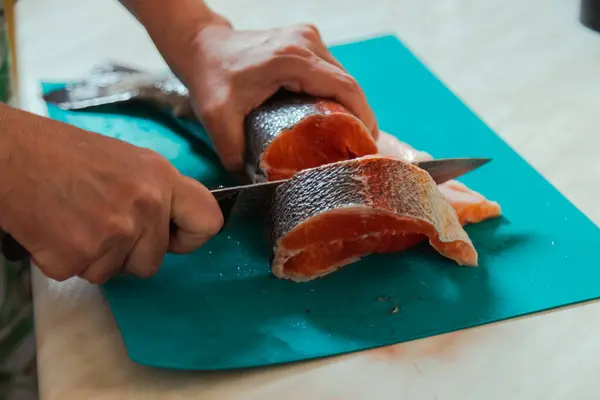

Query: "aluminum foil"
left=43, top=62, right=195, bottom=119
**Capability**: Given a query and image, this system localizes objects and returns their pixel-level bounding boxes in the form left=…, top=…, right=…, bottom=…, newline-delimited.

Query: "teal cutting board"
left=43, top=34, right=600, bottom=371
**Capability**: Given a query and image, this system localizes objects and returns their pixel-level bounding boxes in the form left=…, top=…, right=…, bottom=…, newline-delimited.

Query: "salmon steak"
left=243, top=93, right=500, bottom=281
left=244, top=91, right=378, bottom=182
left=269, top=155, right=479, bottom=282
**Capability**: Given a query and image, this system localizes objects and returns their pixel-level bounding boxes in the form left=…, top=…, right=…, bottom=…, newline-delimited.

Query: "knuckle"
left=133, top=270, right=151, bottom=278
left=124, top=245, right=167, bottom=279
left=274, top=43, right=307, bottom=57
left=145, top=253, right=167, bottom=278
left=133, top=182, right=164, bottom=213
left=281, top=79, right=303, bottom=93
left=196, top=96, right=228, bottom=124
left=70, top=235, right=102, bottom=262
left=148, top=262, right=162, bottom=276
left=144, top=149, right=175, bottom=174
left=220, top=153, right=244, bottom=172
left=132, top=265, right=159, bottom=279
left=106, top=216, right=137, bottom=241
left=296, top=23, right=320, bottom=40
left=340, top=73, right=360, bottom=91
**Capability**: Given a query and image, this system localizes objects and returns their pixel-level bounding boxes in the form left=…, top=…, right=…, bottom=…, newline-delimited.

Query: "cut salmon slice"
left=269, top=155, right=478, bottom=282
left=376, top=131, right=501, bottom=225
left=438, top=180, right=501, bottom=225
left=244, top=91, right=377, bottom=182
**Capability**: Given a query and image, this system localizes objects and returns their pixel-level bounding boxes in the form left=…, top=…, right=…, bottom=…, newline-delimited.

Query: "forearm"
left=0, top=104, right=14, bottom=214
left=0, top=103, right=36, bottom=225
left=119, top=0, right=230, bottom=85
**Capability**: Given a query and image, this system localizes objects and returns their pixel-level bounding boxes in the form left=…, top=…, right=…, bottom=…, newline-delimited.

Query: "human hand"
left=184, top=23, right=379, bottom=172
left=0, top=106, right=223, bottom=284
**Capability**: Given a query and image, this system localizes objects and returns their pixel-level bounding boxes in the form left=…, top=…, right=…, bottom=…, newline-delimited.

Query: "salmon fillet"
left=244, top=91, right=377, bottom=182
left=269, top=155, right=478, bottom=282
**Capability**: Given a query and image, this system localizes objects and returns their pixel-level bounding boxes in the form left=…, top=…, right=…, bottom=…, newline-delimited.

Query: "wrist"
left=121, top=0, right=231, bottom=85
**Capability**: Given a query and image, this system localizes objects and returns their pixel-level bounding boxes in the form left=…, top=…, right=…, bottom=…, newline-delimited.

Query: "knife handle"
left=216, top=194, right=239, bottom=228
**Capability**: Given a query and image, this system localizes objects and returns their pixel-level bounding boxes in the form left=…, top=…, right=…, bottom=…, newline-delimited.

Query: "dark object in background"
left=0, top=231, right=29, bottom=262
left=581, top=0, right=600, bottom=33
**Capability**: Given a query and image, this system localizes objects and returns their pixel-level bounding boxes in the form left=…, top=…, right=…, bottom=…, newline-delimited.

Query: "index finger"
left=326, top=65, right=379, bottom=139
left=169, top=175, right=224, bottom=254
left=276, top=55, right=379, bottom=139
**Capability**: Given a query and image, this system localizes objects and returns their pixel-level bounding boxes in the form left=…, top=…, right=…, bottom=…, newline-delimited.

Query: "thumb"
left=169, top=175, right=224, bottom=254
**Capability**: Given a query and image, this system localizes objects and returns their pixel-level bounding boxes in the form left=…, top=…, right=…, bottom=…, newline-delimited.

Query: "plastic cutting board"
left=42, top=34, right=600, bottom=370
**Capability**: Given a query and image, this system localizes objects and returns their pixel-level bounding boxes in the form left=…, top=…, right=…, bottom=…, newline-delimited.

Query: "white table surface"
left=15, top=0, right=600, bottom=398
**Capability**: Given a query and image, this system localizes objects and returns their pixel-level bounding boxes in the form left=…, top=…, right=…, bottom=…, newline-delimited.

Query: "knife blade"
left=0, top=157, right=490, bottom=263
left=211, top=157, right=492, bottom=203
left=209, top=157, right=491, bottom=230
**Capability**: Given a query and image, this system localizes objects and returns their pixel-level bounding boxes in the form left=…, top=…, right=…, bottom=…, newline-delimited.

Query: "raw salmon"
left=245, top=91, right=378, bottom=182
left=242, top=93, right=499, bottom=281
left=269, top=155, right=478, bottom=282
left=438, top=180, right=502, bottom=225
left=375, top=131, right=501, bottom=225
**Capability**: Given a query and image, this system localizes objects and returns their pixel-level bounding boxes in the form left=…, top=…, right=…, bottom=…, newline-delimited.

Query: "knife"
left=212, top=157, right=491, bottom=203
left=0, top=157, right=491, bottom=263
left=200, top=157, right=492, bottom=228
